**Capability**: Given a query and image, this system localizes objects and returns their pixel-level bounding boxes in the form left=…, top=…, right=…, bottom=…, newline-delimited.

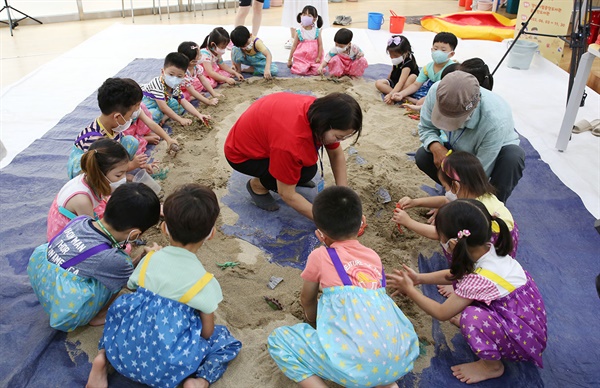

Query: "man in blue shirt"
left=415, top=71, right=525, bottom=202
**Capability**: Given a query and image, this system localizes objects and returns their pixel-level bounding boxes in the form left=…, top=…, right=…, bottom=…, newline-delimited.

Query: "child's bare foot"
left=451, top=359, right=504, bottom=384
left=449, top=314, right=461, bottom=328
left=88, top=309, right=107, bottom=326
left=86, top=350, right=109, bottom=388
left=183, top=377, right=210, bottom=388
left=438, top=284, right=455, bottom=298
left=376, top=383, right=399, bottom=388
left=241, top=66, right=255, bottom=74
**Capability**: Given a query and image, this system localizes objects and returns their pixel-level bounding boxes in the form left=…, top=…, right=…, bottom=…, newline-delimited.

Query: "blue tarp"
left=1, top=59, right=598, bottom=387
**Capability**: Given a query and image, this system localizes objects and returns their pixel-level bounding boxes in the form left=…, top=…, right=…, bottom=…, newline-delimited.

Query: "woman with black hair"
left=224, top=92, right=362, bottom=219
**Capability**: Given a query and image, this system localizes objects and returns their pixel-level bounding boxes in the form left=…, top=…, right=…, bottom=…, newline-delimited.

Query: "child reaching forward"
left=288, top=5, right=324, bottom=76
left=29, top=183, right=160, bottom=332
left=47, top=139, right=129, bottom=241
left=392, top=32, right=457, bottom=109
left=200, top=27, right=244, bottom=87
left=141, top=52, right=211, bottom=126
left=123, top=102, right=179, bottom=155
left=393, top=151, right=519, bottom=263
left=268, top=186, right=419, bottom=388
left=230, top=25, right=278, bottom=80
left=318, top=28, right=368, bottom=77
left=387, top=199, right=547, bottom=384
left=87, top=184, right=241, bottom=388
left=375, top=35, right=419, bottom=104
left=177, top=41, right=222, bottom=105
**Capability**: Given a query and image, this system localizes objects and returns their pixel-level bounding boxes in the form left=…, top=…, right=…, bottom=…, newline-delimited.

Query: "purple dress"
left=457, top=270, right=547, bottom=368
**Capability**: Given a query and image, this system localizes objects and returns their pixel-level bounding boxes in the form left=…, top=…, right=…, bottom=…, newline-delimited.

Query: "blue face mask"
left=432, top=50, right=450, bottom=64
left=164, top=74, right=183, bottom=88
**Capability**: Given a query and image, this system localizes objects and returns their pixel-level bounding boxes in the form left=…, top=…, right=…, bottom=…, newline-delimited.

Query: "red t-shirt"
left=224, top=92, right=339, bottom=185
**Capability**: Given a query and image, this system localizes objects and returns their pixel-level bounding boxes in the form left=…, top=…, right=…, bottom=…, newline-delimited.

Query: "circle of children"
left=26, top=5, right=547, bottom=388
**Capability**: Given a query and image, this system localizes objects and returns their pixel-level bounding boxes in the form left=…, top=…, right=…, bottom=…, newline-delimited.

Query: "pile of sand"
left=68, top=76, right=459, bottom=387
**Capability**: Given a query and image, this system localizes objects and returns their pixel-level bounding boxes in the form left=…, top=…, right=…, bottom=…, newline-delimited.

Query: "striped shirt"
left=455, top=245, right=527, bottom=305
left=74, top=119, right=121, bottom=151
left=141, top=76, right=182, bottom=101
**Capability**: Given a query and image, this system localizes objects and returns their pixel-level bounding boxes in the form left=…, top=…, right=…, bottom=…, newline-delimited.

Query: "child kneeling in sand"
left=268, top=186, right=419, bottom=388
left=87, top=184, right=241, bottom=388
left=387, top=199, right=547, bottom=384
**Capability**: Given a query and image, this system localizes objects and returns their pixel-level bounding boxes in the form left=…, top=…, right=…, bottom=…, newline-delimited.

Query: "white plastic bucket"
left=507, top=40, right=538, bottom=70
left=477, top=0, right=493, bottom=11
left=133, top=169, right=161, bottom=195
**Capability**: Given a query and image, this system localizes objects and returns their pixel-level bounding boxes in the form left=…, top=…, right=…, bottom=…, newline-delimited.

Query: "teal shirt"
left=415, top=60, right=455, bottom=84
left=418, top=82, right=520, bottom=176
left=128, top=246, right=223, bottom=314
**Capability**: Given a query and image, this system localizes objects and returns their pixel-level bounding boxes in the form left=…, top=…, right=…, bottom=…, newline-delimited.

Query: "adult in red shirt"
left=224, top=92, right=362, bottom=219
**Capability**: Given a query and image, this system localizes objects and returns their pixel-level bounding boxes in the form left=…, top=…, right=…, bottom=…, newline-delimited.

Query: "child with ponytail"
left=47, top=139, right=129, bottom=241
left=387, top=199, right=547, bottom=384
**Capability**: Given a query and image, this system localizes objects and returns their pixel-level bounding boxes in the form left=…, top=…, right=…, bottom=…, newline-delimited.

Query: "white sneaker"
left=284, top=39, right=293, bottom=49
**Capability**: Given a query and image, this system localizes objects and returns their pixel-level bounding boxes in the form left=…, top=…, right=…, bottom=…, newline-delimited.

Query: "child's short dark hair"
left=81, top=139, right=129, bottom=197
left=103, top=183, right=160, bottom=233
left=308, top=92, right=363, bottom=145
left=163, top=184, right=220, bottom=245
left=433, top=32, right=458, bottom=51
left=296, top=6, right=323, bottom=28
left=438, top=151, right=496, bottom=198
left=334, top=28, right=353, bottom=45
left=177, top=41, right=200, bottom=62
left=386, top=35, right=412, bottom=56
left=459, top=58, right=494, bottom=91
left=436, top=199, right=513, bottom=281
left=313, top=186, right=362, bottom=240
left=164, top=52, right=189, bottom=71
left=201, top=27, right=231, bottom=50
left=97, top=78, right=142, bottom=116
left=230, top=25, right=251, bottom=47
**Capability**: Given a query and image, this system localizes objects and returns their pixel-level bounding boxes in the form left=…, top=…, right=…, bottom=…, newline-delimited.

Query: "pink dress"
left=123, top=103, right=152, bottom=154
left=46, top=175, right=105, bottom=241
left=324, top=43, right=368, bottom=77
left=291, top=27, right=322, bottom=76
left=181, top=64, right=212, bottom=100
left=199, top=49, right=232, bottom=86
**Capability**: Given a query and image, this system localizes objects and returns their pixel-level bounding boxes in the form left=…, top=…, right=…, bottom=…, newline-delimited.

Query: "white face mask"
left=164, top=74, right=184, bottom=89
left=335, top=45, right=348, bottom=54
left=113, top=114, right=132, bottom=133
left=245, top=42, right=254, bottom=51
left=391, top=56, right=404, bottom=66
left=109, top=177, right=127, bottom=192
left=216, top=47, right=226, bottom=56
left=131, top=108, right=141, bottom=121
left=445, top=190, right=458, bottom=202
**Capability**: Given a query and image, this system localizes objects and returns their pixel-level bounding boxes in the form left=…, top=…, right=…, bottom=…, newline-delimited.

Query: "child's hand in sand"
left=402, top=103, right=422, bottom=111
left=317, top=65, right=325, bottom=75
left=144, top=133, right=161, bottom=145
left=391, top=92, right=404, bottom=102
left=199, top=114, right=211, bottom=122
left=427, top=209, right=438, bottom=225
left=386, top=268, right=415, bottom=296
left=178, top=117, right=193, bottom=126
left=130, top=153, right=148, bottom=170
left=397, top=196, right=415, bottom=209
left=391, top=207, right=412, bottom=226
left=213, top=92, right=224, bottom=98
left=206, top=97, right=219, bottom=106
left=225, top=78, right=237, bottom=85
left=143, top=160, right=159, bottom=174
left=232, top=72, right=244, bottom=81
left=264, top=70, right=272, bottom=80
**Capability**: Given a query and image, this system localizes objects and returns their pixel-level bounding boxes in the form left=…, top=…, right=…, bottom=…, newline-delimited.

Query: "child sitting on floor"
left=230, top=25, right=277, bottom=80
left=200, top=27, right=244, bottom=86
left=122, top=102, right=179, bottom=155
left=47, top=139, right=128, bottom=241
left=28, top=183, right=160, bottom=332
left=141, top=52, right=211, bottom=127
left=392, top=32, right=458, bottom=109
left=268, top=186, right=419, bottom=388
left=67, top=78, right=149, bottom=179
left=375, top=35, right=419, bottom=104
left=177, top=41, right=222, bottom=105
left=387, top=199, right=547, bottom=384
left=87, top=184, right=242, bottom=388
left=287, top=5, right=324, bottom=76
left=318, top=28, right=368, bottom=77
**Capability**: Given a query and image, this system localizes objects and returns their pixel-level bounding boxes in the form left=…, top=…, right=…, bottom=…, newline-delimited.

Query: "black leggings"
left=227, top=158, right=317, bottom=192
left=239, top=0, right=263, bottom=6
